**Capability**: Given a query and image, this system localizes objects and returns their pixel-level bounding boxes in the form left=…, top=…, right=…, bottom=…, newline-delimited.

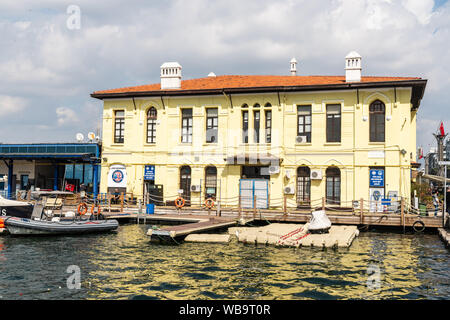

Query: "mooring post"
left=137, top=199, right=142, bottom=224
left=401, top=197, right=405, bottom=233
left=360, top=198, right=364, bottom=225
left=238, top=194, right=241, bottom=218
left=253, top=194, right=257, bottom=219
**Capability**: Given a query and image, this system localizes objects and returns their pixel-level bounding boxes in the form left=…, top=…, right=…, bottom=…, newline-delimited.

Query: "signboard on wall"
left=144, top=165, right=155, bottom=181
left=107, top=165, right=127, bottom=189
left=369, top=188, right=384, bottom=213
left=369, top=169, right=384, bottom=187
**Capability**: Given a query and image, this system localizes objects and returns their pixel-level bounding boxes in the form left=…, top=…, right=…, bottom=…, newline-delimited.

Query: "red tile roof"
left=93, top=75, right=422, bottom=95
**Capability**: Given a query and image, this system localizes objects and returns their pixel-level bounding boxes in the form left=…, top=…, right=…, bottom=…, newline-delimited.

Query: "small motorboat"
left=308, top=210, right=332, bottom=233
left=2, top=216, right=119, bottom=236
left=0, top=195, right=34, bottom=219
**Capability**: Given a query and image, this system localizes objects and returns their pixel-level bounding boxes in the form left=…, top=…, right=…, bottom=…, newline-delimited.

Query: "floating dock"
left=229, top=223, right=359, bottom=248
left=184, top=233, right=231, bottom=243
left=438, top=228, right=450, bottom=247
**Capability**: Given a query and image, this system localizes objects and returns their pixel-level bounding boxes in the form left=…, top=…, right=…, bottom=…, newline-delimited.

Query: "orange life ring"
left=91, top=204, right=102, bottom=215
left=205, top=198, right=214, bottom=209
left=175, top=197, right=185, bottom=208
left=77, top=203, right=88, bottom=215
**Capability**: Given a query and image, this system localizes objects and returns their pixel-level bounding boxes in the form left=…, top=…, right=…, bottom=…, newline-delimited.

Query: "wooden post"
left=401, top=197, right=405, bottom=233
left=238, top=194, right=241, bottom=218
left=253, top=194, right=257, bottom=219
left=360, top=198, right=364, bottom=225
left=283, top=194, right=287, bottom=216
left=120, top=192, right=124, bottom=213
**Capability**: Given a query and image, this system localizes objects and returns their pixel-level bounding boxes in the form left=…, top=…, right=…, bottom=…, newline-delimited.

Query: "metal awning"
left=422, top=174, right=450, bottom=184
left=224, top=154, right=281, bottom=165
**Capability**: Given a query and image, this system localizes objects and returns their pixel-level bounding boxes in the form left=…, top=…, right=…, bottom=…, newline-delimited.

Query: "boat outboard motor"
left=308, top=210, right=331, bottom=233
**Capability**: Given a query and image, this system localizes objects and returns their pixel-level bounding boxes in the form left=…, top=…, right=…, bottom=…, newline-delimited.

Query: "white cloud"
left=56, top=107, right=79, bottom=126
left=402, top=0, right=435, bottom=24
left=0, top=0, right=447, bottom=148
left=0, top=95, right=27, bottom=116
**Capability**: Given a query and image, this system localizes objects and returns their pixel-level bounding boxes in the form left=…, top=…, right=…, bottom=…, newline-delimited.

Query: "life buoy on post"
left=412, top=220, right=425, bottom=233
left=77, top=203, right=88, bottom=216
left=175, top=197, right=185, bottom=209
left=205, top=198, right=215, bottom=209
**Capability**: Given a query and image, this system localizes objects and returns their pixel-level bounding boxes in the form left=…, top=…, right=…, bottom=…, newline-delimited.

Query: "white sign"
left=107, top=165, right=127, bottom=188
left=368, top=151, right=385, bottom=159
left=438, top=161, right=450, bottom=166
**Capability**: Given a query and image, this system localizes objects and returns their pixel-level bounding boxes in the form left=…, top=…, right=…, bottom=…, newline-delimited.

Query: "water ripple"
left=0, top=225, right=449, bottom=299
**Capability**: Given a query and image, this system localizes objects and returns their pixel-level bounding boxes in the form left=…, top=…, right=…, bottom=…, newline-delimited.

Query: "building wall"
left=99, top=87, right=416, bottom=207
left=0, top=160, right=35, bottom=191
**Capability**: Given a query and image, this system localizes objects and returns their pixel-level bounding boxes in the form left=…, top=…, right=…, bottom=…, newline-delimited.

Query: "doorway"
left=180, top=166, right=191, bottom=206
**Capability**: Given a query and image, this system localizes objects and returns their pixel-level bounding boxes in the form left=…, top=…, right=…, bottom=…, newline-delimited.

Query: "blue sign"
left=144, top=165, right=155, bottom=180
left=381, top=198, right=391, bottom=206
left=369, top=169, right=384, bottom=187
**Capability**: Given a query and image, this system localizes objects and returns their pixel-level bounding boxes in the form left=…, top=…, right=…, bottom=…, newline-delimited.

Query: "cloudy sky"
left=0, top=0, right=449, bottom=153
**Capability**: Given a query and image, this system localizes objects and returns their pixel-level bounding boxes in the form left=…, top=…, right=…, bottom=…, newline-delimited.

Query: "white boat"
left=3, top=216, right=119, bottom=236
left=0, top=195, right=34, bottom=219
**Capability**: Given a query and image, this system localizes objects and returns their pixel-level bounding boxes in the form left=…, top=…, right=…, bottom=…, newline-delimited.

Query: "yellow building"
left=91, top=53, right=427, bottom=210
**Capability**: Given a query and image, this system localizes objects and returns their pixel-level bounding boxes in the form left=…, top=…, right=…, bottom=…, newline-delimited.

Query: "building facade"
left=92, top=53, right=426, bottom=209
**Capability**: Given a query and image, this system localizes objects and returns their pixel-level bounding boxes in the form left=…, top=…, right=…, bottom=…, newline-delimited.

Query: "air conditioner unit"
left=296, top=135, right=308, bottom=144
left=284, top=186, right=295, bottom=194
left=310, top=170, right=322, bottom=180
left=190, top=185, right=201, bottom=192
left=268, top=166, right=280, bottom=175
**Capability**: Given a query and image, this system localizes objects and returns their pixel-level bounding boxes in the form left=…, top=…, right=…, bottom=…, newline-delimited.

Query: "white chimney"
left=345, top=51, right=362, bottom=82
left=290, top=57, right=298, bottom=76
left=160, top=62, right=182, bottom=89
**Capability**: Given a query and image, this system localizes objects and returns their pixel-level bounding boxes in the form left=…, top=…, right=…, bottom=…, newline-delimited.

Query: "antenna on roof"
left=88, top=132, right=95, bottom=142
left=76, top=133, right=84, bottom=143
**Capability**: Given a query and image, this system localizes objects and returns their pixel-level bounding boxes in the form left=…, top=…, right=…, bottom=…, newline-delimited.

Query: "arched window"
left=369, top=100, right=385, bottom=142
left=297, top=167, right=311, bottom=207
left=147, top=107, right=157, bottom=143
left=205, top=166, right=217, bottom=200
left=180, top=166, right=191, bottom=206
left=326, top=167, right=340, bottom=205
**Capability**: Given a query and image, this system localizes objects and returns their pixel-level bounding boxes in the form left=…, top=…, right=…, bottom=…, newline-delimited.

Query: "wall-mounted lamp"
left=362, top=116, right=368, bottom=121
left=400, top=149, right=407, bottom=155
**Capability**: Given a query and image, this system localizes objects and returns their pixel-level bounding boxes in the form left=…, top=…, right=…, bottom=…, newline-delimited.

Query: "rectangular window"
left=297, top=105, right=312, bottom=142
left=181, top=108, right=193, bottom=143
left=254, top=110, right=260, bottom=143
left=114, top=110, right=125, bottom=143
left=206, top=108, right=218, bottom=143
left=265, top=110, right=272, bottom=143
left=326, top=104, right=341, bottom=142
left=242, top=110, right=249, bottom=143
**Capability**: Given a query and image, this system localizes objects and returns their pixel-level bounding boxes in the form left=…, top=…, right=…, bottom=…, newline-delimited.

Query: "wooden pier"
left=146, top=217, right=239, bottom=242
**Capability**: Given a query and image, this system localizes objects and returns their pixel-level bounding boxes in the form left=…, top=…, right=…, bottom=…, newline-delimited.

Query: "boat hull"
left=0, top=205, right=33, bottom=219
left=4, top=217, right=119, bottom=236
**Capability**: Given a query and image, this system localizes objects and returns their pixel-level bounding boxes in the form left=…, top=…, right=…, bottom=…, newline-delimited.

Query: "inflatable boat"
left=3, top=216, right=119, bottom=236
